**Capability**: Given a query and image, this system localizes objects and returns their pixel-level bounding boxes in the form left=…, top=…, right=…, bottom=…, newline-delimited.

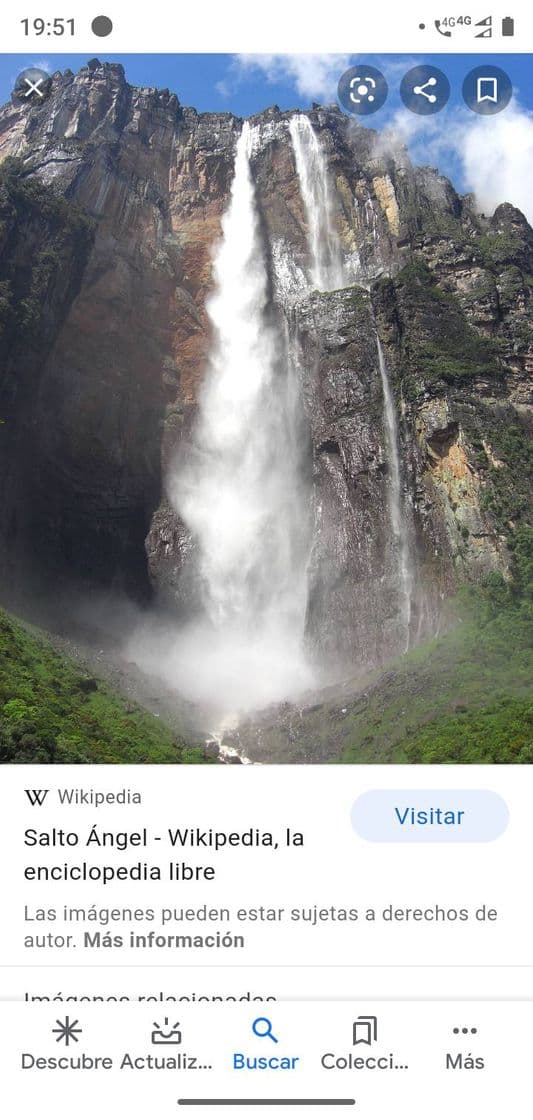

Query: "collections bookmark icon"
left=353, top=1016, right=379, bottom=1046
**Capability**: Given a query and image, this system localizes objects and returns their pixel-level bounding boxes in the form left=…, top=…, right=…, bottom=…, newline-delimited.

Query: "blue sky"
left=1, top=52, right=531, bottom=117
left=1, top=53, right=532, bottom=215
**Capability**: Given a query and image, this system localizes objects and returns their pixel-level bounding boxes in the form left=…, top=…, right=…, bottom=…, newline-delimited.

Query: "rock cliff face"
left=0, top=60, right=531, bottom=677
left=0, top=61, right=184, bottom=598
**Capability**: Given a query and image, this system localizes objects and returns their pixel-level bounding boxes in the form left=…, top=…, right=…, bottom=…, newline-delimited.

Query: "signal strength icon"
left=475, top=16, right=493, bottom=37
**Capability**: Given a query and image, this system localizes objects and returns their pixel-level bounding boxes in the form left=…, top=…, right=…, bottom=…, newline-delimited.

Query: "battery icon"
left=502, top=16, right=515, bottom=36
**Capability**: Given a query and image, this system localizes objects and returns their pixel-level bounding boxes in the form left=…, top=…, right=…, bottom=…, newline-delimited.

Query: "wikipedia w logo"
left=24, top=789, right=49, bottom=806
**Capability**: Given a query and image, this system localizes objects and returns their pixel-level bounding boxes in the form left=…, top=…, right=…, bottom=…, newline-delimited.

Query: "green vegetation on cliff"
left=338, top=607, right=532, bottom=764
left=475, top=411, right=533, bottom=532
left=243, top=528, right=532, bottom=764
left=338, top=526, right=533, bottom=763
left=391, top=260, right=501, bottom=393
left=0, top=608, right=208, bottom=764
left=0, top=158, right=94, bottom=354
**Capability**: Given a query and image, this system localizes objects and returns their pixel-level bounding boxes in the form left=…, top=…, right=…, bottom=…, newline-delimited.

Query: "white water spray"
left=376, top=337, right=413, bottom=651
left=289, top=115, right=345, bottom=292
left=159, top=122, right=313, bottom=714
left=289, top=113, right=412, bottom=654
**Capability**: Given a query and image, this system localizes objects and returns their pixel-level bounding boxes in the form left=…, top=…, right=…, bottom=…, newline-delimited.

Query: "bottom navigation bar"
left=1, top=1000, right=529, bottom=1119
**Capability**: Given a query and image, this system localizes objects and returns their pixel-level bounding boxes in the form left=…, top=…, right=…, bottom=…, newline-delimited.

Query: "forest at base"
left=337, top=525, right=532, bottom=764
left=0, top=611, right=211, bottom=765
left=0, top=526, right=531, bottom=765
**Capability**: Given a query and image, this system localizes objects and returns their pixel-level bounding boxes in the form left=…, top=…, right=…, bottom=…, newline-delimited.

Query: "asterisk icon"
left=52, top=1017, right=82, bottom=1046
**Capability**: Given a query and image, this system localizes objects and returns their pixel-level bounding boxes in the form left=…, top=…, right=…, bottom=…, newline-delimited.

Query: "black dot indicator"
left=92, top=15, right=113, bottom=37
left=419, top=23, right=426, bottom=30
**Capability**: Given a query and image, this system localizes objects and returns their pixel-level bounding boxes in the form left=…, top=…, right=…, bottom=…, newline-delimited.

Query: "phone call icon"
left=434, top=19, right=452, bottom=38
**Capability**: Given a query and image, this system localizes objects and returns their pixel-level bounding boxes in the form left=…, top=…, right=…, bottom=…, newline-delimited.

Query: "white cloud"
left=221, top=54, right=424, bottom=105
left=222, top=53, right=351, bottom=103
left=460, top=106, right=533, bottom=223
left=378, top=102, right=533, bottom=225
left=375, top=107, right=461, bottom=167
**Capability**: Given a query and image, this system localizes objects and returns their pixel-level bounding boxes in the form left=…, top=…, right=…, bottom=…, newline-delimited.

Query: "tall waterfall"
left=289, top=112, right=413, bottom=655
left=165, top=122, right=313, bottom=714
left=376, top=337, right=413, bottom=652
left=289, top=115, right=344, bottom=292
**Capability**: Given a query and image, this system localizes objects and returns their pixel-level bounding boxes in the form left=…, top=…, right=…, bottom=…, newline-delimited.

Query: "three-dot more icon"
left=12, top=68, right=52, bottom=105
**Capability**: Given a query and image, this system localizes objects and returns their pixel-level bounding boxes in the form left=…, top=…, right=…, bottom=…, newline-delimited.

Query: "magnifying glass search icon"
left=252, top=1016, right=278, bottom=1044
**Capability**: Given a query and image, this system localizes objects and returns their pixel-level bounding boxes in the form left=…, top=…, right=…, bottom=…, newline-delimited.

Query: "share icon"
left=400, top=65, right=451, bottom=115
left=413, top=76, right=438, bottom=103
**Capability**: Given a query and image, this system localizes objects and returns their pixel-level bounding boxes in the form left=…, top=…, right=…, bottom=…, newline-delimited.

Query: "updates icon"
left=151, top=1018, right=182, bottom=1044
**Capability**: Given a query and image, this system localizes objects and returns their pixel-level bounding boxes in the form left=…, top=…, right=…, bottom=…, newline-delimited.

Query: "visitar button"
left=351, top=790, right=509, bottom=842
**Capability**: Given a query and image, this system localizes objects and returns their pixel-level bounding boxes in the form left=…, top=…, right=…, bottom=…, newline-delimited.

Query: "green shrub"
left=0, top=607, right=209, bottom=765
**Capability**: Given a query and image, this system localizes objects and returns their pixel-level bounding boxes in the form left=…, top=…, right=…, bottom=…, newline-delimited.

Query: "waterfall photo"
left=0, top=53, right=531, bottom=764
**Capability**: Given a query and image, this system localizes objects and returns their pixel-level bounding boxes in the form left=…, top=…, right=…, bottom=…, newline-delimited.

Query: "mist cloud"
left=378, top=102, right=533, bottom=224
left=460, top=105, right=533, bottom=222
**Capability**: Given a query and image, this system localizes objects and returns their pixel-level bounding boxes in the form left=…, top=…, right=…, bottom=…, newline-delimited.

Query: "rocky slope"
left=0, top=59, right=531, bottom=684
